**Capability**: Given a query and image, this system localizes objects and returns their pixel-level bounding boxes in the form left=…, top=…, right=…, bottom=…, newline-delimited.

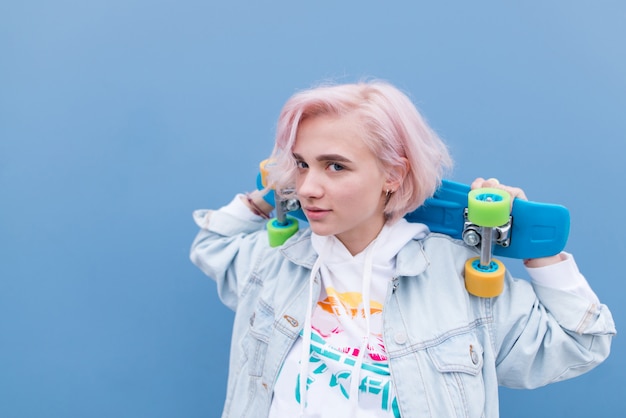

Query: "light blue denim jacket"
left=190, top=208, right=615, bottom=418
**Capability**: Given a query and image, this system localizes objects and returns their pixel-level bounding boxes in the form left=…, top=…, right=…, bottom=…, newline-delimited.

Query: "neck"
left=336, top=222, right=386, bottom=256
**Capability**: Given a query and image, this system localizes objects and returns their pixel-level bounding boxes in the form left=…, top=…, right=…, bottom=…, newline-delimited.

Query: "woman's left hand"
left=470, top=177, right=528, bottom=201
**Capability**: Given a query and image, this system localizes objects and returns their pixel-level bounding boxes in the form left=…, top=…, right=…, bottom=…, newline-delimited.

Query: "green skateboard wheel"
left=267, top=216, right=299, bottom=247
left=467, top=188, right=511, bottom=227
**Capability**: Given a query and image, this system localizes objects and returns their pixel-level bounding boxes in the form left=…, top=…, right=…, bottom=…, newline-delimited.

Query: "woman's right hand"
left=241, top=189, right=274, bottom=219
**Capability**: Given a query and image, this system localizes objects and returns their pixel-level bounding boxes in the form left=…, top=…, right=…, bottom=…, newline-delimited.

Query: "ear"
left=384, top=157, right=409, bottom=193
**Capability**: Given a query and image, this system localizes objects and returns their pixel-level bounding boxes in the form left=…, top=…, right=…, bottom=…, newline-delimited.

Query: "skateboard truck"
left=275, top=191, right=301, bottom=223
left=462, top=209, right=511, bottom=249
left=258, top=160, right=301, bottom=247
left=462, top=188, right=512, bottom=298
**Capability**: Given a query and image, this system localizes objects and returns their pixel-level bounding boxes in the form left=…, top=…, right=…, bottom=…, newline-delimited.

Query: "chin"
left=308, top=224, right=337, bottom=237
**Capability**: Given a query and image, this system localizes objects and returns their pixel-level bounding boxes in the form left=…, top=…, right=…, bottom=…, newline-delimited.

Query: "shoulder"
left=404, top=232, right=477, bottom=261
left=277, top=227, right=318, bottom=269
left=394, top=232, right=475, bottom=278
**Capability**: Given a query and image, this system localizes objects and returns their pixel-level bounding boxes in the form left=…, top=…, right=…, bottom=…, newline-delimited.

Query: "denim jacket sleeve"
left=491, top=262, right=616, bottom=389
left=189, top=205, right=271, bottom=311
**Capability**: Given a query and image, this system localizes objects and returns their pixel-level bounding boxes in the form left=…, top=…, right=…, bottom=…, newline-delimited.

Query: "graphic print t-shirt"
left=269, top=220, right=427, bottom=417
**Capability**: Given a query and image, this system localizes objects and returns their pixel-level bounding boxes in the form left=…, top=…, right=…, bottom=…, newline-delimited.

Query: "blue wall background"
left=1, top=1, right=624, bottom=416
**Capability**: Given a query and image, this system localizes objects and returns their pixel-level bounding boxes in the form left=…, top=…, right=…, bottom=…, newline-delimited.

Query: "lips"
left=304, top=206, right=330, bottom=221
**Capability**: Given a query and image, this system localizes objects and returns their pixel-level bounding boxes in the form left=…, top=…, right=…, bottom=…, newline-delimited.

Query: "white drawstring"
left=299, top=235, right=379, bottom=416
left=349, top=239, right=377, bottom=414
left=299, top=240, right=328, bottom=417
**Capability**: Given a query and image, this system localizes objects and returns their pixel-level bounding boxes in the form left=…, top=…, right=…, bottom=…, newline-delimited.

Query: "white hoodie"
left=269, top=219, right=429, bottom=418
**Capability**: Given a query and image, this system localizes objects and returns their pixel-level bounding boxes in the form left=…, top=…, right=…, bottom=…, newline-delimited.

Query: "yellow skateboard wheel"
left=267, top=217, right=299, bottom=247
left=464, top=257, right=505, bottom=297
left=467, top=188, right=511, bottom=227
left=259, top=159, right=275, bottom=188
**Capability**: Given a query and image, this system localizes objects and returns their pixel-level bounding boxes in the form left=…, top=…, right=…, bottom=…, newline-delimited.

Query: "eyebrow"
left=293, top=152, right=352, bottom=163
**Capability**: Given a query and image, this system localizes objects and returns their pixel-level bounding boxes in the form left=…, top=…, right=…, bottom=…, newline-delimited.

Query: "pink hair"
left=268, top=80, right=453, bottom=222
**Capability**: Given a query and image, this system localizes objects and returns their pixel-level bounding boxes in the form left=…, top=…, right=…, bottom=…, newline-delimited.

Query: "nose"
left=297, top=169, right=324, bottom=200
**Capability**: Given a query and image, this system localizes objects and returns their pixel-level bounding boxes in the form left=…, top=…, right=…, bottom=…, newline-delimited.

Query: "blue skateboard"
left=258, top=162, right=570, bottom=297
left=259, top=175, right=570, bottom=260
left=405, top=179, right=570, bottom=260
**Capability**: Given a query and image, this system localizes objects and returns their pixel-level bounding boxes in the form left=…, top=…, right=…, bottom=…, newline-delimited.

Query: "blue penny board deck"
left=258, top=175, right=569, bottom=259
left=405, top=180, right=570, bottom=259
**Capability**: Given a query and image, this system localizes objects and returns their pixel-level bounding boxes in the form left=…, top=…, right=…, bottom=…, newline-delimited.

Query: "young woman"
left=190, top=81, right=615, bottom=417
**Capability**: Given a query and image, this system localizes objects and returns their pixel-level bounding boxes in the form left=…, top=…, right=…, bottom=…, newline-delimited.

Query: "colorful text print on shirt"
left=314, top=287, right=387, bottom=361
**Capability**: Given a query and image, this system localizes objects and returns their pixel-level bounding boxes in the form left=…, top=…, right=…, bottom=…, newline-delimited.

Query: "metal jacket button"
left=394, top=332, right=407, bottom=344
left=470, top=344, right=479, bottom=365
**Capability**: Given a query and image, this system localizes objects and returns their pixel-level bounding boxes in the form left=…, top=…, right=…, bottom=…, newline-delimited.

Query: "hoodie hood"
left=311, top=217, right=429, bottom=266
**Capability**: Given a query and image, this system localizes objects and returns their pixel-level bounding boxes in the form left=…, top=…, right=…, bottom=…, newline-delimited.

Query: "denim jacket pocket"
left=426, top=332, right=486, bottom=417
left=427, top=332, right=484, bottom=374
left=244, top=303, right=274, bottom=377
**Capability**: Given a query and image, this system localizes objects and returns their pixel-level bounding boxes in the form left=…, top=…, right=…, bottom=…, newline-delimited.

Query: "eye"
left=295, top=160, right=308, bottom=169
left=328, top=162, right=345, bottom=172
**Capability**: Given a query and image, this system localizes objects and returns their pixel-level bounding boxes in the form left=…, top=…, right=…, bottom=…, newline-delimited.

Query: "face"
left=292, top=113, right=396, bottom=255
